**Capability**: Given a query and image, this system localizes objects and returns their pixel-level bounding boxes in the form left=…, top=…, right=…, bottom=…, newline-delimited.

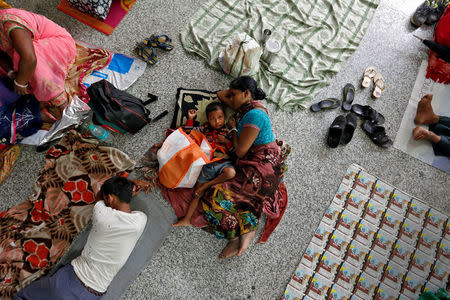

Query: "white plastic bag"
left=157, top=129, right=214, bottom=189
left=218, top=33, right=262, bottom=77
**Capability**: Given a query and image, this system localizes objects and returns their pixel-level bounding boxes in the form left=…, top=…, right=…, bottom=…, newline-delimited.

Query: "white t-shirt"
left=71, top=201, right=147, bottom=293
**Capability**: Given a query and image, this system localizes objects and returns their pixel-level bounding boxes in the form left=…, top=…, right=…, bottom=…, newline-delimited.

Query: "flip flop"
left=342, top=83, right=355, bottom=111
left=341, top=113, right=357, bottom=145
left=361, top=120, right=392, bottom=148
left=327, top=115, right=346, bottom=148
left=135, top=42, right=158, bottom=64
left=146, top=34, right=174, bottom=51
left=372, top=73, right=386, bottom=98
left=351, top=104, right=385, bottom=125
left=361, top=66, right=377, bottom=88
left=310, top=98, right=340, bottom=112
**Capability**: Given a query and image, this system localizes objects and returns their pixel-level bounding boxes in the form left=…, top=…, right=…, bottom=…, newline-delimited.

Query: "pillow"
left=171, top=88, right=234, bottom=129
left=68, top=0, right=112, bottom=20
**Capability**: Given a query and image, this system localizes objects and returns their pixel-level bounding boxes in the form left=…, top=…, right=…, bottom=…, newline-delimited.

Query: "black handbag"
left=87, top=80, right=167, bottom=134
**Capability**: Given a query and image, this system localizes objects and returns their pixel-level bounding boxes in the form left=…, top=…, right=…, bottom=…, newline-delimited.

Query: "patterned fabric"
left=68, top=0, right=112, bottom=20
left=0, top=9, right=77, bottom=106
left=201, top=101, right=289, bottom=242
left=0, top=145, right=19, bottom=185
left=180, top=0, right=380, bottom=111
left=64, top=43, right=112, bottom=104
left=0, top=95, right=42, bottom=145
left=171, top=88, right=235, bottom=129
left=0, top=131, right=135, bottom=299
left=238, top=108, right=274, bottom=146
left=426, top=6, right=450, bottom=84
left=0, top=1, right=11, bottom=8
left=201, top=141, right=288, bottom=240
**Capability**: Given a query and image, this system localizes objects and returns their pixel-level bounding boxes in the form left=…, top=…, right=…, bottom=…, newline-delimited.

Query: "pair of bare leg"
left=172, top=166, right=236, bottom=227
left=413, top=94, right=441, bottom=144
left=218, top=230, right=256, bottom=259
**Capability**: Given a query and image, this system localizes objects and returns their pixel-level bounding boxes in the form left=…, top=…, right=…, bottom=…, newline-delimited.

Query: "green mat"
left=180, top=0, right=380, bottom=111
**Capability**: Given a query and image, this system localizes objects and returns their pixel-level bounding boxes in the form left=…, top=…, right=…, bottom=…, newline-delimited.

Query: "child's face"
left=207, top=109, right=225, bottom=129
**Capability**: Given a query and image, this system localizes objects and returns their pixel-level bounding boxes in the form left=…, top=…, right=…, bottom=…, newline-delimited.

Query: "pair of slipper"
left=362, top=66, right=385, bottom=98
left=350, top=104, right=392, bottom=148
left=310, top=83, right=355, bottom=112
left=327, top=109, right=393, bottom=148
left=327, top=113, right=357, bottom=148
left=135, top=34, right=174, bottom=65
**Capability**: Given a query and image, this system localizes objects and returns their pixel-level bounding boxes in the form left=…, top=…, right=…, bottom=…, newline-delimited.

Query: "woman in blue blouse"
left=200, top=76, right=289, bottom=259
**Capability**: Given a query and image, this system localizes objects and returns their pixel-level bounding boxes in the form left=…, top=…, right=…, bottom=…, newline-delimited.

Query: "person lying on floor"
left=173, top=103, right=236, bottom=227
left=413, top=94, right=450, bottom=157
left=0, top=7, right=77, bottom=111
left=198, top=76, right=288, bottom=258
left=13, top=176, right=150, bottom=300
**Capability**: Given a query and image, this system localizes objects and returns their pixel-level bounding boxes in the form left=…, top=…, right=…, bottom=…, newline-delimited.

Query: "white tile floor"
left=1, top=0, right=448, bottom=299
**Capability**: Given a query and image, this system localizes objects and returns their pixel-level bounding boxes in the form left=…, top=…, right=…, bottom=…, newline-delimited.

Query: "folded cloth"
left=0, top=145, right=19, bottom=185
left=427, top=6, right=450, bottom=83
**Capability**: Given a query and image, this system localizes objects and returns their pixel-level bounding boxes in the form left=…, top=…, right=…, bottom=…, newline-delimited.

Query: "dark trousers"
left=429, top=116, right=450, bottom=157
left=13, top=264, right=101, bottom=300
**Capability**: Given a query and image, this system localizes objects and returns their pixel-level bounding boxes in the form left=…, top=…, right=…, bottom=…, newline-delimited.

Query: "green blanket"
left=181, top=0, right=380, bottom=111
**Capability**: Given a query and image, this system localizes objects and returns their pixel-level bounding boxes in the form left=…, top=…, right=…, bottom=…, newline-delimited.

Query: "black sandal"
left=310, top=98, right=340, bottom=112
left=361, top=120, right=393, bottom=148
left=351, top=104, right=385, bottom=125
left=341, top=113, right=357, bottom=145
left=342, top=83, right=355, bottom=111
left=327, top=115, right=346, bottom=148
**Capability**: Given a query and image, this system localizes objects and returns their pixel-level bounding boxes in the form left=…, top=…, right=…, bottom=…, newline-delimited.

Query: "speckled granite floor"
left=1, top=0, right=448, bottom=299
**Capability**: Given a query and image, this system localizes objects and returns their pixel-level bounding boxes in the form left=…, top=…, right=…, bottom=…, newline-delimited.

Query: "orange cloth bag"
left=157, top=128, right=221, bottom=189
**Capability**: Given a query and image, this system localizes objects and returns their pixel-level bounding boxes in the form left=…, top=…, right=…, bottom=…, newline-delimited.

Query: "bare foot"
left=172, top=218, right=191, bottom=227
left=219, top=238, right=239, bottom=259
left=414, top=94, right=439, bottom=125
left=237, top=230, right=256, bottom=257
left=413, top=126, right=441, bottom=144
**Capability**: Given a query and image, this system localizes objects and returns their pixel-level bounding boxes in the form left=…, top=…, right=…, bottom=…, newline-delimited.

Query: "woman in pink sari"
left=0, top=8, right=76, bottom=109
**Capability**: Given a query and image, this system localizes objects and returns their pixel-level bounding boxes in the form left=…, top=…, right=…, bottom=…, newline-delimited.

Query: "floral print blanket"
left=0, top=131, right=135, bottom=299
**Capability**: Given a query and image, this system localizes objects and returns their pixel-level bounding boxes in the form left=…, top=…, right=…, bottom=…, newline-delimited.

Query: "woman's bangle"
left=230, top=127, right=237, bottom=133
left=14, top=79, right=28, bottom=88
left=7, top=70, right=15, bottom=78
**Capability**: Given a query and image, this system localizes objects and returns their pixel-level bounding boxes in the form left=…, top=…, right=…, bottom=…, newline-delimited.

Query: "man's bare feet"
left=414, top=94, right=439, bottom=125
left=219, top=238, right=239, bottom=259
left=237, top=230, right=256, bottom=257
left=172, top=218, right=191, bottom=227
left=413, top=126, right=441, bottom=144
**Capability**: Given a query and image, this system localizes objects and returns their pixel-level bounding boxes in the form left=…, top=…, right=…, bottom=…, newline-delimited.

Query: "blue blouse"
left=237, top=108, right=274, bottom=145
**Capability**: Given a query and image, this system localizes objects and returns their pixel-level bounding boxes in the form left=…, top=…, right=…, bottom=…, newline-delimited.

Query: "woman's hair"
left=229, top=76, right=266, bottom=100
left=100, top=176, right=133, bottom=203
left=205, top=102, right=225, bottom=117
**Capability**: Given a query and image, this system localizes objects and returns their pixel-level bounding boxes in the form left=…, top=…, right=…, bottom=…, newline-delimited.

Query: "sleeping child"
left=173, top=102, right=236, bottom=227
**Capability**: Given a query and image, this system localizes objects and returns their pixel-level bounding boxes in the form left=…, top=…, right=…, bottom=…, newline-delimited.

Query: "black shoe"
left=327, top=115, right=346, bottom=148
left=411, top=0, right=435, bottom=27
left=341, top=113, right=357, bottom=145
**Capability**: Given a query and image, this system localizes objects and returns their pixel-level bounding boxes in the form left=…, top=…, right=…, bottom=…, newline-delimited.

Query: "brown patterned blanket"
left=0, top=131, right=135, bottom=299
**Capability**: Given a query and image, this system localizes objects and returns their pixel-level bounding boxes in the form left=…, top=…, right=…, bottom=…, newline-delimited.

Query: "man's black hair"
left=100, top=176, right=133, bottom=203
left=205, top=102, right=225, bottom=118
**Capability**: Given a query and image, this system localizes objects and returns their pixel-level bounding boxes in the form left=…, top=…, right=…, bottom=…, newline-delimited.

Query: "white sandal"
left=361, top=66, right=377, bottom=88
left=372, top=73, right=386, bottom=98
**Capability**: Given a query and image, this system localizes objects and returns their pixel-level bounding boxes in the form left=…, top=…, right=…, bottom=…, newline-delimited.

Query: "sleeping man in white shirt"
left=14, top=176, right=149, bottom=300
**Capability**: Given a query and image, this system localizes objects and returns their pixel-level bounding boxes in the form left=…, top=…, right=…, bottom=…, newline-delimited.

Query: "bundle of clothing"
left=426, top=6, right=450, bottom=83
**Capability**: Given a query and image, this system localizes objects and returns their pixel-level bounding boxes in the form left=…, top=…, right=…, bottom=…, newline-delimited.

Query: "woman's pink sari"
left=0, top=9, right=76, bottom=105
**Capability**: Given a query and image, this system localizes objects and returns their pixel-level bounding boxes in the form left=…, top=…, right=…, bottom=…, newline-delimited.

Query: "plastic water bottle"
left=88, top=125, right=114, bottom=143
